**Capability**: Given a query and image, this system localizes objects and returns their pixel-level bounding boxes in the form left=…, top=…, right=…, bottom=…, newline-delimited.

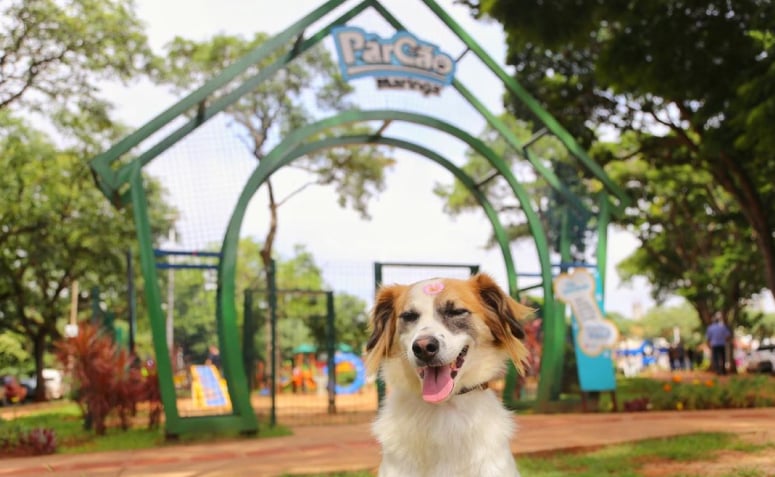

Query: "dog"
left=365, top=273, right=530, bottom=477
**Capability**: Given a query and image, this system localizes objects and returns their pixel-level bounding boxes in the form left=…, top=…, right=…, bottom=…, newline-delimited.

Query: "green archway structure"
left=90, top=0, right=629, bottom=435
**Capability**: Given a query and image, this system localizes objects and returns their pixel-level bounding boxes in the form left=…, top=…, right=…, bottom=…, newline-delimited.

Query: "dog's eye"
left=446, top=308, right=470, bottom=317
left=399, top=311, right=419, bottom=322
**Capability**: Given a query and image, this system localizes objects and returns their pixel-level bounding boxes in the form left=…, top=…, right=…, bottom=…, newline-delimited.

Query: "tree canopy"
left=169, top=239, right=369, bottom=374
left=464, top=0, right=775, bottom=325
left=1, top=0, right=152, bottom=146
left=435, top=113, right=599, bottom=262
left=153, top=32, right=395, bottom=267
left=0, top=111, right=174, bottom=399
left=606, top=141, right=764, bottom=327
left=0, top=0, right=171, bottom=398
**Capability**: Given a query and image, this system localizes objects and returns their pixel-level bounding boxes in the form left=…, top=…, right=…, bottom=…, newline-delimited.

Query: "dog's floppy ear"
left=365, top=284, right=404, bottom=375
left=471, top=273, right=531, bottom=373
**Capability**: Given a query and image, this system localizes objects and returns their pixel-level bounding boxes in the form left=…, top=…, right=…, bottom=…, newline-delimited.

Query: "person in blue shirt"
left=706, top=315, right=731, bottom=375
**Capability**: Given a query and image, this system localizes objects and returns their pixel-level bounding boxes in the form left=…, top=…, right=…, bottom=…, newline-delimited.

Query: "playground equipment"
left=330, top=352, right=367, bottom=395
left=191, top=364, right=232, bottom=411
left=287, top=345, right=319, bottom=393
left=89, top=0, right=629, bottom=435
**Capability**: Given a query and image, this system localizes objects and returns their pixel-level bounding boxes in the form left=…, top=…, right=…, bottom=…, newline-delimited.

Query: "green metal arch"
left=283, top=134, right=516, bottom=293
left=86, top=0, right=630, bottom=435
left=217, top=109, right=561, bottom=403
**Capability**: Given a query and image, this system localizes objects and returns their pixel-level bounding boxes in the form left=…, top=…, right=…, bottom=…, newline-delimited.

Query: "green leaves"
left=0, top=110, right=175, bottom=399
left=153, top=30, right=395, bottom=279
left=435, top=112, right=595, bottom=261
left=1, top=0, right=152, bottom=113
left=472, top=0, right=775, bottom=325
left=1, top=114, right=135, bottom=326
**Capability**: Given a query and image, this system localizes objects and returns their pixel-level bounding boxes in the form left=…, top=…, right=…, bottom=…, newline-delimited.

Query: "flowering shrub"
left=54, top=321, right=162, bottom=435
left=0, top=426, right=56, bottom=456
left=624, top=375, right=775, bottom=412
left=622, top=396, right=650, bottom=412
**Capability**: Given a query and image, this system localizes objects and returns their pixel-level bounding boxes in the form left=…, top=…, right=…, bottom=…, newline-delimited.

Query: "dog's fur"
left=366, top=273, right=530, bottom=477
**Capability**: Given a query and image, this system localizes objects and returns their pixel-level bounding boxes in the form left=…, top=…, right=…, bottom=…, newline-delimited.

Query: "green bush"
left=623, top=375, right=775, bottom=411
left=723, top=375, right=775, bottom=408
left=0, top=425, right=57, bottom=456
left=54, top=321, right=162, bottom=434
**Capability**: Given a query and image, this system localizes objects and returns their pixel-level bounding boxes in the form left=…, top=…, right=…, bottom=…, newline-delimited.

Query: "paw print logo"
left=422, top=282, right=445, bottom=295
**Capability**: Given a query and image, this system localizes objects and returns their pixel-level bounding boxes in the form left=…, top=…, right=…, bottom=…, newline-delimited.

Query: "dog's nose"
left=412, top=336, right=440, bottom=363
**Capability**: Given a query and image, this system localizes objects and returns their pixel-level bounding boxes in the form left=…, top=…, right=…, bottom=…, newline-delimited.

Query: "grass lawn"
left=0, top=402, right=291, bottom=455
left=284, top=432, right=775, bottom=477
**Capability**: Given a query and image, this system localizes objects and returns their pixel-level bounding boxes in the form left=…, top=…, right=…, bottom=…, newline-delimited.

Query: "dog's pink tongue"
left=421, top=366, right=454, bottom=404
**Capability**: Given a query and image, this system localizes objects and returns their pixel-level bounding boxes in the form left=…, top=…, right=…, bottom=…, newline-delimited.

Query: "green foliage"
left=153, top=32, right=395, bottom=227
left=0, top=425, right=57, bottom=457
left=0, top=331, right=32, bottom=377
left=636, top=303, right=703, bottom=345
left=0, top=112, right=174, bottom=399
left=620, top=375, right=775, bottom=412
left=0, top=0, right=152, bottom=147
left=473, top=0, right=775, bottom=314
left=739, top=309, right=775, bottom=341
left=54, top=321, right=161, bottom=435
left=0, top=1, right=173, bottom=396
left=170, top=240, right=370, bottom=366
left=609, top=150, right=763, bottom=328
left=169, top=266, right=218, bottom=364
left=1, top=402, right=290, bottom=456
left=435, top=113, right=597, bottom=260
left=606, top=311, right=635, bottom=337
left=332, top=294, right=369, bottom=353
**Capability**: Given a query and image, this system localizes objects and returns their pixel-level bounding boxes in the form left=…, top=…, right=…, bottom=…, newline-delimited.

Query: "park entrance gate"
left=89, top=0, right=629, bottom=436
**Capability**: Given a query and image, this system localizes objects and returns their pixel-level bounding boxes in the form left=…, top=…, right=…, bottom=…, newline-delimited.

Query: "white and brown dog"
left=365, top=273, right=530, bottom=477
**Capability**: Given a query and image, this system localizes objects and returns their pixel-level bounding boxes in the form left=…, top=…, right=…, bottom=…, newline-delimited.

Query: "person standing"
left=206, top=345, right=222, bottom=370
left=706, top=315, right=731, bottom=375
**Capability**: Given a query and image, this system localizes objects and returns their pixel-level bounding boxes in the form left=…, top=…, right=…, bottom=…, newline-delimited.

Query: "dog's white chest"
left=373, top=390, right=520, bottom=477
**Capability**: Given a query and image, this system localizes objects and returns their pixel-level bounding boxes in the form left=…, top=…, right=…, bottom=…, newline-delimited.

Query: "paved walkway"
left=0, top=408, right=772, bottom=476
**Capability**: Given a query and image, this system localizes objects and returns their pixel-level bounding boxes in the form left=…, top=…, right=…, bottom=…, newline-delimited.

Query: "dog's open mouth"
left=417, top=345, right=469, bottom=404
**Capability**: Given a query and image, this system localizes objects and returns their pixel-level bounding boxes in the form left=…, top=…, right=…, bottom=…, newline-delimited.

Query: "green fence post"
left=326, top=291, right=336, bottom=414
left=126, top=249, right=137, bottom=354
left=91, top=286, right=101, bottom=326
left=374, top=263, right=386, bottom=407
left=268, top=260, right=278, bottom=427
left=243, top=290, right=257, bottom=391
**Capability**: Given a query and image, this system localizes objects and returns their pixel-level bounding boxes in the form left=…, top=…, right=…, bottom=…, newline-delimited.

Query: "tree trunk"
left=33, top=331, right=47, bottom=401
left=715, top=155, right=775, bottom=299
left=261, top=180, right=279, bottom=391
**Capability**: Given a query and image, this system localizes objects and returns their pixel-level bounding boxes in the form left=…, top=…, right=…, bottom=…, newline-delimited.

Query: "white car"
left=42, top=368, right=65, bottom=399
left=745, top=344, right=775, bottom=374
left=20, top=369, right=65, bottom=400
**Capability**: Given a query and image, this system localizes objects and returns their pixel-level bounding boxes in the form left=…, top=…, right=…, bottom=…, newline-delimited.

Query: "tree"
left=606, top=142, right=764, bottom=330
left=169, top=266, right=218, bottom=365
left=435, top=113, right=597, bottom=262
left=0, top=112, right=174, bottom=400
left=0, top=0, right=150, bottom=113
left=270, top=245, right=369, bottom=361
left=155, top=33, right=395, bottom=267
left=465, top=0, right=775, bottom=300
left=169, top=240, right=369, bottom=370
left=638, top=303, right=703, bottom=346
left=154, top=33, right=394, bottom=368
left=0, top=0, right=174, bottom=400
left=331, top=293, right=369, bottom=353
left=0, top=331, right=32, bottom=377
left=741, top=310, right=775, bottom=343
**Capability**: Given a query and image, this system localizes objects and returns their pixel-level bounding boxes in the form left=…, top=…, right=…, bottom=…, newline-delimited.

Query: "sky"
left=105, top=0, right=666, bottom=317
